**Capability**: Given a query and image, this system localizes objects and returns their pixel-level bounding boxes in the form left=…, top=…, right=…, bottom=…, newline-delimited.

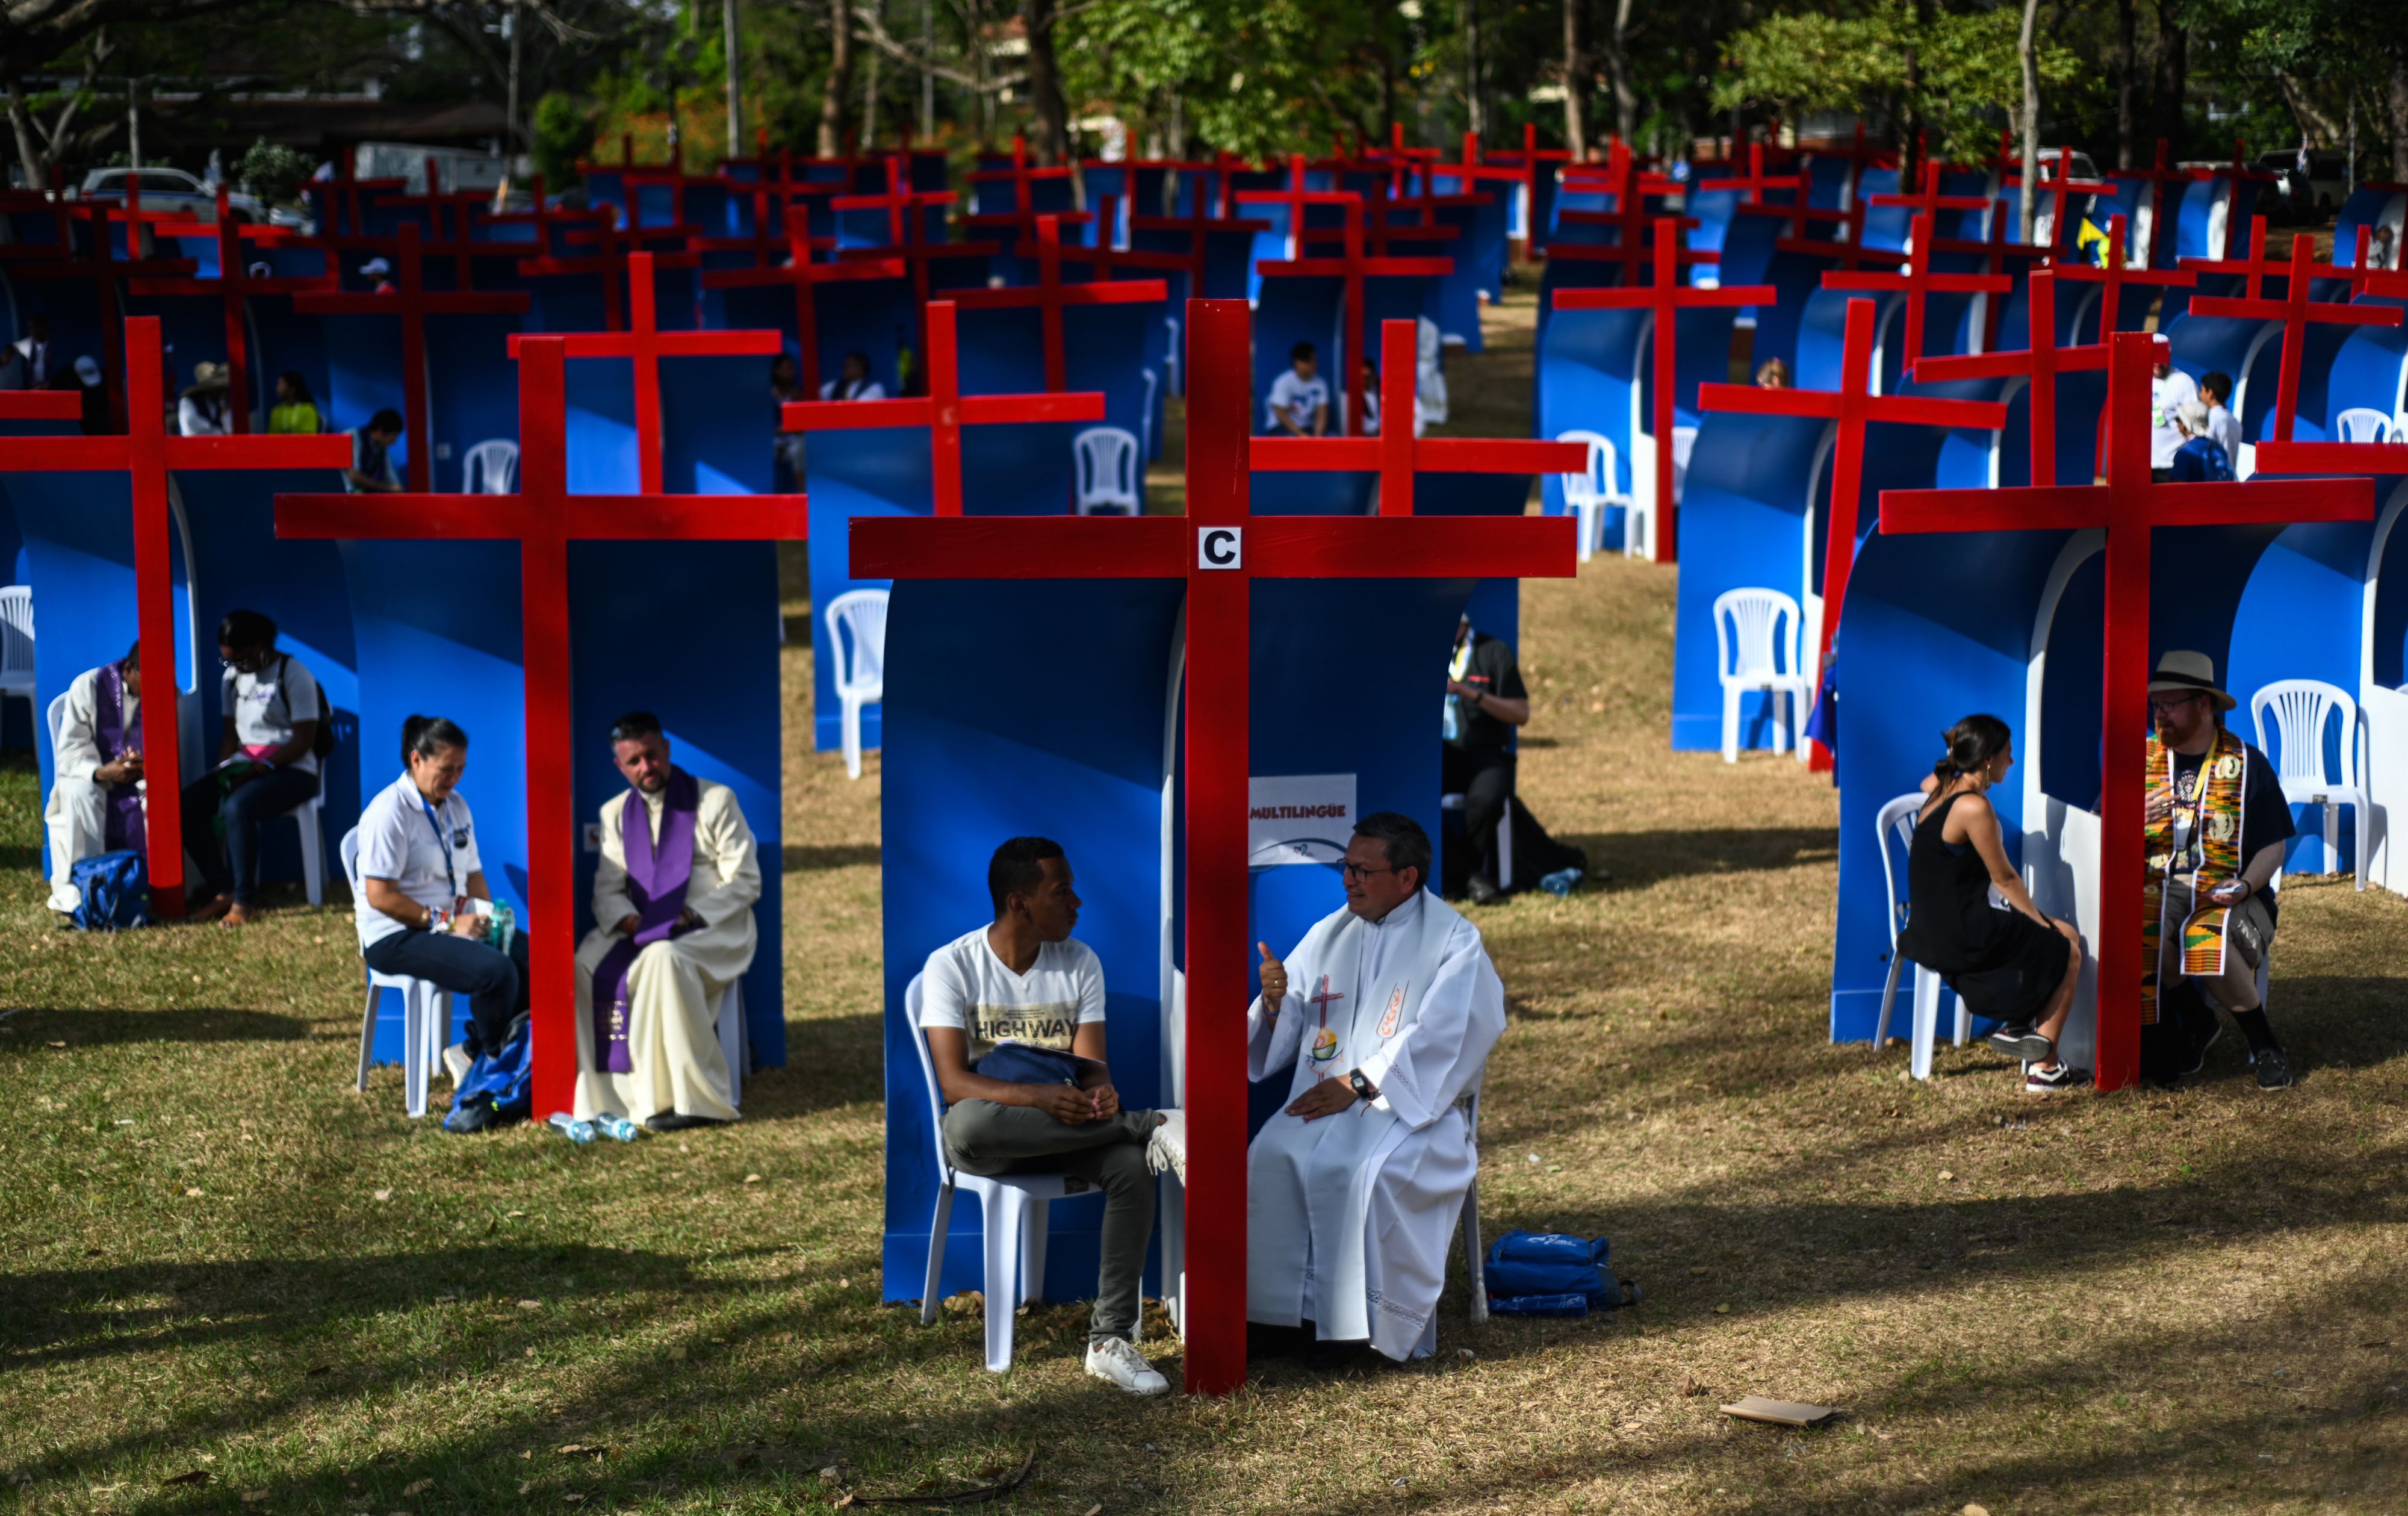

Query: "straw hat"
left=182, top=361, right=230, bottom=397
left=2147, top=650, right=2236, bottom=712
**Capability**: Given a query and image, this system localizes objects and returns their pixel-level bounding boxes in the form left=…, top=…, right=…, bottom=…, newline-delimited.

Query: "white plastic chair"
left=1671, top=424, right=1698, bottom=503
left=462, top=438, right=519, bottom=494
left=1711, top=588, right=1812, bottom=764
left=908, top=972, right=1071, bottom=1372
left=1139, top=368, right=1158, bottom=468
left=1554, top=430, right=1626, bottom=564
left=1438, top=791, right=1514, bottom=893
left=2334, top=408, right=2393, bottom=444
left=2251, top=679, right=2367, bottom=889
left=1871, top=792, right=1968, bottom=1081
left=0, top=585, right=34, bottom=725
left=1163, top=315, right=1181, bottom=393
left=342, top=825, right=450, bottom=1119
left=1073, top=426, right=1142, bottom=515
left=824, top=588, right=889, bottom=780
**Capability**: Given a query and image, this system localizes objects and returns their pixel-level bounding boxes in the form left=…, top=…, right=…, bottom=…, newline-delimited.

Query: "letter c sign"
left=1198, top=526, right=1243, bottom=570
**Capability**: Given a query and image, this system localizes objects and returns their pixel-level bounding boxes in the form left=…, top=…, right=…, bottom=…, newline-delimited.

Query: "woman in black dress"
left=1897, top=715, right=2088, bottom=1092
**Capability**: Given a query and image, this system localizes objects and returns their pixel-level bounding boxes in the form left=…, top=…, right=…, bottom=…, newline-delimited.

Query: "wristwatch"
left=1347, top=1069, right=1379, bottom=1102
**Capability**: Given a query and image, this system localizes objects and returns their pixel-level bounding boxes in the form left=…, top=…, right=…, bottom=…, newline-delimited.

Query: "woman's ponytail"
left=1932, top=713, right=2012, bottom=786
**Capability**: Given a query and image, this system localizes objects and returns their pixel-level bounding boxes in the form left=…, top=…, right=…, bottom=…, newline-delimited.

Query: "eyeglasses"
left=1340, top=862, right=1400, bottom=882
left=2149, top=692, right=2205, bottom=713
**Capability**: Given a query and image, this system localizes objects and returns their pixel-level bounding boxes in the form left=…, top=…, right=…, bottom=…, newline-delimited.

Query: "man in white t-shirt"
left=917, top=836, right=1180, bottom=1396
left=2199, top=370, right=2243, bottom=461
left=184, top=609, right=326, bottom=925
left=2150, top=358, right=2199, bottom=478
left=1264, top=342, right=1329, bottom=436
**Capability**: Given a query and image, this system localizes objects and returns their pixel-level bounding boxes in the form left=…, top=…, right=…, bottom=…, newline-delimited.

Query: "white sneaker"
left=442, top=1043, right=473, bottom=1086
left=1144, top=1108, right=1187, bottom=1182
left=1084, top=1336, right=1170, bottom=1396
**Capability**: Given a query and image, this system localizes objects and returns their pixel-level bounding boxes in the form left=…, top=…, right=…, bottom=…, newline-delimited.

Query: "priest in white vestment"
left=1246, top=810, right=1507, bottom=1361
left=572, top=712, right=761, bottom=1129
left=43, top=645, right=151, bottom=914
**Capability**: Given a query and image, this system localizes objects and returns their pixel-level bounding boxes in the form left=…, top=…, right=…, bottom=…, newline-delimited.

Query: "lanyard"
left=418, top=792, right=457, bottom=893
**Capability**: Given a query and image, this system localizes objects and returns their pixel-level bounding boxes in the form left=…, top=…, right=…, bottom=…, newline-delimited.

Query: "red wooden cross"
left=1919, top=202, right=2052, bottom=352
left=2188, top=231, right=2404, bottom=446
left=128, top=187, right=340, bottom=435
left=1699, top=296, right=2007, bottom=767
left=948, top=213, right=1167, bottom=392
left=296, top=222, right=530, bottom=491
left=780, top=299, right=1103, bottom=514
left=1999, top=160, right=2113, bottom=251
left=1256, top=200, right=1452, bottom=439
left=1454, top=124, right=1569, bottom=263
left=700, top=206, right=905, bottom=397
left=479, top=175, right=599, bottom=258
left=831, top=155, right=955, bottom=248
left=275, top=336, right=809, bottom=1116
left=1912, top=269, right=2106, bottom=485
left=964, top=135, right=1076, bottom=237
left=2175, top=215, right=2296, bottom=299
left=848, top=296, right=1577, bottom=1395
left=1822, top=210, right=2015, bottom=373
left=309, top=161, right=410, bottom=239
left=1867, top=161, right=1992, bottom=223
left=1879, top=331, right=2371, bottom=1090
left=11, top=201, right=197, bottom=429
left=1302, top=178, right=1463, bottom=262
left=515, top=214, right=703, bottom=333
left=833, top=179, right=1000, bottom=362
left=1553, top=219, right=1775, bottom=564
left=1123, top=210, right=1274, bottom=296
left=2102, top=138, right=2192, bottom=270
left=1702, top=141, right=1804, bottom=207
left=1553, top=140, right=1685, bottom=261
left=0, top=317, right=350, bottom=912
left=504, top=250, right=783, bottom=493
left=2050, top=213, right=2196, bottom=341
left=1237, top=155, right=1349, bottom=261
left=687, top=182, right=836, bottom=269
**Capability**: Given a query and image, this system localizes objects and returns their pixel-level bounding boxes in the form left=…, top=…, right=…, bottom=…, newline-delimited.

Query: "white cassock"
left=571, top=778, right=760, bottom=1122
left=1246, top=889, right=1506, bottom=1360
left=42, top=666, right=145, bottom=913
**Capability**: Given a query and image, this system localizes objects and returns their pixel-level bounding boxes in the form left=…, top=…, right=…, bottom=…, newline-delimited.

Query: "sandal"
left=187, top=893, right=234, bottom=925
left=220, top=902, right=260, bottom=928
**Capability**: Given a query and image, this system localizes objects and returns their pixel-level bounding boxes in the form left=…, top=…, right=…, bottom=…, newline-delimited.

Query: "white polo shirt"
left=353, top=772, right=482, bottom=949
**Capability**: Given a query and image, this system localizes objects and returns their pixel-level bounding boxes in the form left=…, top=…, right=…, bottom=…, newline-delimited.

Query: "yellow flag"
left=2076, top=217, right=2112, bottom=266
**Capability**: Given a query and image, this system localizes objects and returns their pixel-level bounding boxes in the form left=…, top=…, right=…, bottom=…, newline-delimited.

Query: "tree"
left=1561, top=0, right=1588, bottom=158
left=818, top=0, right=853, bottom=155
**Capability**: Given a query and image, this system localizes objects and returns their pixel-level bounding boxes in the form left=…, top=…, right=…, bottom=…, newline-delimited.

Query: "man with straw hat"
left=2143, top=650, right=2297, bottom=1089
left=177, top=361, right=234, bottom=436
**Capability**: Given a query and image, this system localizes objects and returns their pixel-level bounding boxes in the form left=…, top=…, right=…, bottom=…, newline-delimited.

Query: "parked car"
left=2035, top=147, right=2103, bottom=185
left=2257, top=149, right=2352, bottom=219
left=75, top=166, right=270, bottom=225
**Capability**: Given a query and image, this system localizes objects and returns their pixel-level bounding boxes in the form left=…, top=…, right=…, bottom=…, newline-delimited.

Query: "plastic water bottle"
left=594, top=1113, right=641, bottom=1143
left=545, top=1111, right=597, bottom=1145
left=1539, top=866, right=1584, bottom=898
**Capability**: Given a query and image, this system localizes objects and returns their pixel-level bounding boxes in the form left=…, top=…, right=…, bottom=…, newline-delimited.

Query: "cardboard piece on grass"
left=1719, top=1396, right=1840, bottom=1427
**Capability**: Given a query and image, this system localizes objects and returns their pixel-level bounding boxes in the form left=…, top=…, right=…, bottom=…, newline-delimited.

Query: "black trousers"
left=181, top=763, right=321, bottom=905
left=1442, top=744, right=1514, bottom=888
left=362, top=926, right=532, bottom=1055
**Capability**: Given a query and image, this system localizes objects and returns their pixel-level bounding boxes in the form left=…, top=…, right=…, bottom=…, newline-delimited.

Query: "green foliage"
left=1713, top=2, right=2084, bottom=165
left=1061, top=0, right=1398, bottom=158
left=235, top=138, right=312, bottom=204
left=532, top=92, right=595, bottom=187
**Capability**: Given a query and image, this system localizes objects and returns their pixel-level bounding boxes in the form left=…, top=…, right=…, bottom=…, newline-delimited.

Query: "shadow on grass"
left=740, top=1011, right=884, bottom=1116
left=0, top=1005, right=311, bottom=1050
left=782, top=843, right=881, bottom=873
left=1561, top=827, right=1839, bottom=889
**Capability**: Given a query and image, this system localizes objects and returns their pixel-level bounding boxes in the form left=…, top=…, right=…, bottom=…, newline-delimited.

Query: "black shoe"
left=2251, top=1045, right=2294, bottom=1090
left=1986, top=1026, right=2055, bottom=1063
left=1466, top=875, right=1506, bottom=906
left=643, top=1111, right=732, bottom=1132
left=2180, top=1016, right=2221, bottom=1078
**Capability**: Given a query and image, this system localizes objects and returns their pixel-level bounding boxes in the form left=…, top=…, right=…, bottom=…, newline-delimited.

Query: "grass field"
left=5, top=285, right=2408, bottom=1515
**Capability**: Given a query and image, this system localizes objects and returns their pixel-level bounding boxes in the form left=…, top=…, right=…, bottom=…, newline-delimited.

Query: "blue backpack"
left=67, top=851, right=149, bottom=931
left=443, top=1014, right=534, bottom=1133
left=1486, top=1229, right=1631, bottom=1317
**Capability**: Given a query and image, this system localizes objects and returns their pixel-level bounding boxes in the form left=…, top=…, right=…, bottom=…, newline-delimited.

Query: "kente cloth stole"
left=92, top=662, right=146, bottom=851
left=591, top=769, right=702, bottom=1073
left=2140, top=730, right=2246, bottom=1024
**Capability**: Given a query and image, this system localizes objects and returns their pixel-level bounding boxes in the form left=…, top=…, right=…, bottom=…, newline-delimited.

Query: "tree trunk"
left=1605, top=0, right=1636, bottom=146
left=1464, top=0, right=1485, bottom=138
left=2017, top=0, right=2040, bottom=244
left=1023, top=0, right=1069, bottom=164
left=817, top=0, right=854, bottom=158
left=724, top=0, right=742, bottom=161
left=2151, top=0, right=2186, bottom=155
left=2114, top=0, right=2135, bottom=169
left=2389, top=50, right=2408, bottom=181
left=1560, top=0, right=1587, bottom=159
left=861, top=0, right=883, bottom=147
left=5, top=84, right=49, bottom=192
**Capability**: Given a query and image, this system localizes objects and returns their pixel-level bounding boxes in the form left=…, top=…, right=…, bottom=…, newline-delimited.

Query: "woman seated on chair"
left=353, top=715, right=529, bottom=1102
left=183, top=610, right=327, bottom=925
left=1899, top=714, right=2090, bottom=1093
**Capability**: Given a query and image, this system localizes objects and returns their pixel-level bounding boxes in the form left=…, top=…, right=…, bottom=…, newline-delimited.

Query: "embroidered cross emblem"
left=1307, top=975, right=1345, bottom=1024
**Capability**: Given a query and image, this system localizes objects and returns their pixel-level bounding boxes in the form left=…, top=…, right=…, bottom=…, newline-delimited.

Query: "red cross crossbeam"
left=701, top=207, right=905, bottom=397
left=1867, top=161, right=1993, bottom=220
left=515, top=216, right=702, bottom=333
left=476, top=176, right=603, bottom=258
left=276, top=335, right=807, bottom=1120
left=1237, top=156, right=1362, bottom=261
left=297, top=222, right=530, bottom=491
left=1920, top=206, right=2052, bottom=351
left=1998, top=163, right=2113, bottom=251
left=780, top=300, right=1103, bottom=515
left=10, top=200, right=198, bottom=429
left=848, top=297, right=1576, bottom=1396
left=1880, top=331, right=2370, bottom=1090
left=1820, top=211, right=2014, bottom=373
left=1017, top=196, right=1202, bottom=284
left=687, top=182, right=837, bottom=269
left=308, top=164, right=411, bottom=238
left=1547, top=207, right=1707, bottom=287
left=506, top=250, right=781, bottom=493
left=2188, top=230, right=2404, bottom=446
left=1698, top=141, right=1804, bottom=207
left=128, top=187, right=341, bottom=435
left=964, top=135, right=1076, bottom=236
left=831, top=157, right=957, bottom=249
left=831, top=178, right=1001, bottom=359
left=2175, top=215, right=2295, bottom=299
left=1554, top=220, right=1775, bottom=564
left=1302, top=178, right=1463, bottom=261
left=0, top=317, right=351, bottom=913
left=1912, top=269, right=2105, bottom=486
left=1122, top=211, right=1274, bottom=300
left=1552, top=141, right=1684, bottom=261
left=1701, top=296, right=2008, bottom=768
left=2102, top=138, right=2194, bottom=270
left=1252, top=320, right=1589, bottom=509
left=1448, top=125, right=1569, bottom=263
left=1257, top=201, right=1453, bottom=439
left=2048, top=213, right=2196, bottom=340
left=946, top=213, right=1167, bottom=392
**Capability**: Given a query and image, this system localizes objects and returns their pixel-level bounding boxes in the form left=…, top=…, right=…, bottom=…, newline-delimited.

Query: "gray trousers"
left=941, top=1101, right=1157, bottom=1345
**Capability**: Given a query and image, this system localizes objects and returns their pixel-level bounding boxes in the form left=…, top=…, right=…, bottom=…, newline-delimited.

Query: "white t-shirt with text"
left=1265, top=370, right=1329, bottom=433
left=918, top=927, right=1106, bottom=1064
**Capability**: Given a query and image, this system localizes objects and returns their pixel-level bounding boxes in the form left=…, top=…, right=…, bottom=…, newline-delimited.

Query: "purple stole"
left=591, top=768, right=701, bottom=1074
left=92, top=663, right=146, bottom=851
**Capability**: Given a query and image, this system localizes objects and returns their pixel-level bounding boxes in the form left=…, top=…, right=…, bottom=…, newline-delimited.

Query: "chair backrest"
left=45, top=689, right=66, bottom=759
left=338, top=825, right=362, bottom=891
left=1712, top=587, right=1802, bottom=681
left=904, top=972, right=955, bottom=1182
left=824, top=588, right=890, bottom=698
left=0, top=585, right=33, bottom=675
left=2335, top=407, right=2393, bottom=444
left=1073, top=426, right=1141, bottom=511
left=1874, top=792, right=1926, bottom=946
left=2250, top=677, right=2357, bottom=788
left=1554, top=429, right=1612, bottom=506
left=463, top=438, right=519, bottom=494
